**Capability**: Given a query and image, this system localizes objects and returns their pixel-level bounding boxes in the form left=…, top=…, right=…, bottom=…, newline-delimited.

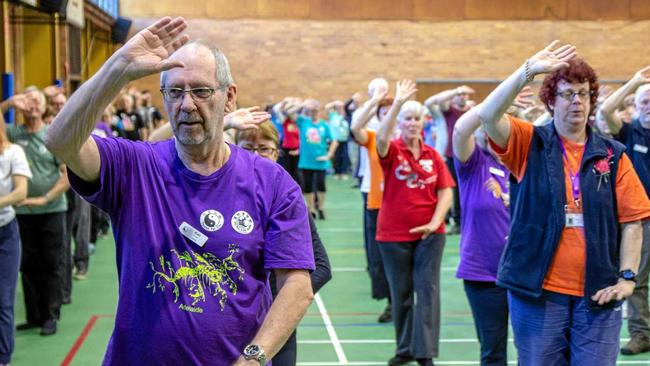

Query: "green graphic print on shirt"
left=147, top=245, right=245, bottom=311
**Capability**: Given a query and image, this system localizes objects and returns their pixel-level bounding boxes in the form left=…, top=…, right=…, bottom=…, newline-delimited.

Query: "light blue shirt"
left=296, top=115, right=333, bottom=171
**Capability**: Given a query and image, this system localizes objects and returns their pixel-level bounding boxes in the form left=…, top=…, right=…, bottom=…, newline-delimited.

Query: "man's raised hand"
left=115, top=17, right=190, bottom=81
left=632, top=66, right=650, bottom=85
left=371, top=84, right=389, bottom=102
left=512, top=86, right=535, bottom=110
left=225, top=107, right=270, bottom=131
left=9, top=94, right=30, bottom=112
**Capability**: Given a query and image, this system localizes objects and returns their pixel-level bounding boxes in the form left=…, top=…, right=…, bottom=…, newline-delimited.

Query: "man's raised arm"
left=600, top=66, right=650, bottom=136
left=350, top=87, right=387, bottom=145
left=45, top=17, right=189, bottom=182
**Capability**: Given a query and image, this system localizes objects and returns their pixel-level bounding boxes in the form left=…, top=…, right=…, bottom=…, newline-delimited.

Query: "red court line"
left=60, top=314, right=114, bottom=366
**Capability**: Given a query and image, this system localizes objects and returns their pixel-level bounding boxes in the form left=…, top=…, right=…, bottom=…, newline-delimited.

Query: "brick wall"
left=128, top=18, right=650, bottom=110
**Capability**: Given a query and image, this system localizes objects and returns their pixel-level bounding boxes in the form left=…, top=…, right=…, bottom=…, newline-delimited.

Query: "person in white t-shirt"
left=0, top=113, right=32, bottom=366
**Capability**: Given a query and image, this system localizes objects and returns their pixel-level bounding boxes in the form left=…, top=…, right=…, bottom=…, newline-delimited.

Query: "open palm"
left=529, top=40, right=576, bottom=76
left=395, top=80, right=418, bottom=103
left=116, top=17, right=190, bottom=81
left=226, top=107, right=270, bottom=130
left=634, top=66, right=650, bottom=84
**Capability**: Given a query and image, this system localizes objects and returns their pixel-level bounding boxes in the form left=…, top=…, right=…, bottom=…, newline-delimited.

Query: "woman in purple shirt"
left=451, top=88, right=533, bottom=366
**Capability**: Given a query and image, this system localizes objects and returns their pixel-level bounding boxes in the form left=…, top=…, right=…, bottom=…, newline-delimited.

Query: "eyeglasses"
left=160, top=87, right=218, bottom=102
left=556, top=89, right=591, bottom=102
left=241, top=145, right=278, bottom=157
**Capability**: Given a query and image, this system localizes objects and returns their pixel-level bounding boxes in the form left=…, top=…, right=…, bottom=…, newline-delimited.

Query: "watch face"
left=621, top=270, right=636, bottom=280
left=244, top=344, right=260, bottom=357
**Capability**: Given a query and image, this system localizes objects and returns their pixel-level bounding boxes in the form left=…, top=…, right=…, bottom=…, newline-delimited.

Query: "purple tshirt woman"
left=451, top=88, right=534, bottom=366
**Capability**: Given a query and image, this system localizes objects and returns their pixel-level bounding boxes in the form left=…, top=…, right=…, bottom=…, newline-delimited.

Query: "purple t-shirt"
left=92, top=121, right=113, bottom=139
left=443, top=106, right=466, bottom=158
left=68, top=136, right=314, bottom=365
left=454, top=146, right=510, bottom=282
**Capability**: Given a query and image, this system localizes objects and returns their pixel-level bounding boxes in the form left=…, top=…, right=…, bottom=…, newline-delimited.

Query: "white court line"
left=299, top=338, right=634, bottom=344
left=314, top=293, right=348, bottom=364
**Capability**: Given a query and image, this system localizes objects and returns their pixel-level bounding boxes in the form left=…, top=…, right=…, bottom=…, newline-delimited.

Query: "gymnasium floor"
left=10, top=178, right=650, bottom=365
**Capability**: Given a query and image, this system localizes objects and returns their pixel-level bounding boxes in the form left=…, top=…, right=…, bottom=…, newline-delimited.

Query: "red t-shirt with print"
left=376, top=138, right=456, bottom=242
left=282, top=117, right=300, bottom=150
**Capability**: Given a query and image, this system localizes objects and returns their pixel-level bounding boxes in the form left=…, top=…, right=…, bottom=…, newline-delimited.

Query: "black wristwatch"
left=619, top=269, right=637, bottom=283
left=243, top=344, right=267, bottom=365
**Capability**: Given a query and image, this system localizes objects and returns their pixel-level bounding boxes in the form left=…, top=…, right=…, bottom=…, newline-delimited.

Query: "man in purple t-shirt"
left=424, top=85, right=475, bottom=233
left=45, top=17, right=315, bottom=366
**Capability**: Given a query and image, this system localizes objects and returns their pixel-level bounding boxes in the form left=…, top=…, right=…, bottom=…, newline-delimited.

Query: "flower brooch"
left=593, top=148, right=614, bottom=191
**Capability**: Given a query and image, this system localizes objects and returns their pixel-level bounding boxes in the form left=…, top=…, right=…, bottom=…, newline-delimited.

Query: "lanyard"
left=558, top=138, right=584, bottom=208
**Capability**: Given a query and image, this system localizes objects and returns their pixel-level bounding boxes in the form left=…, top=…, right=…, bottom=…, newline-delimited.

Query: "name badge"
left=633, top=144, right=648, bottom=154
left=565, top=213, right=584, bottom=228
left=179, top=222, right=208, bottom=247
left=489, top=167, right=505, bottom=178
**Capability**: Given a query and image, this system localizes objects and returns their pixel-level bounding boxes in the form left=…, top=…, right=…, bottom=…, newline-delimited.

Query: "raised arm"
left=350, top=87, right=387, bottom=145
left=453, top=87, right=534, bottom=163
left=44, top=17, right=189, bottom=182
left=424, top=85, right=474, bottom=111
left=148, top=106, right=270, bottom=142
left=600, top=66, right=650, bottom=135
left=284, top=99, right=303, bottom=122
left=479, top=41, right=576, bottom=148
left=0, top=93, right=30, bottom=115
left=376, top=80, right=417, bottom=158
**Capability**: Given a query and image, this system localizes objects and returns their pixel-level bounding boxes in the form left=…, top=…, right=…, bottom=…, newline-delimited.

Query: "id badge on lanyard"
left=560, top=138, right=584, bottom=228
left=565, top=210, right=584, bottom=228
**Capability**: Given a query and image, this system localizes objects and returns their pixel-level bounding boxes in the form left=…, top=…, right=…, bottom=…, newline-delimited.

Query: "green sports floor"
left=9, top=178, right=650, bottom=365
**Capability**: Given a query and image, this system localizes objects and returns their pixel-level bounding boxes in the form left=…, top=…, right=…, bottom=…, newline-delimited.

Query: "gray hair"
left=24, top=86, right=46, bottom=109
left=398, top=100, right=425, bottom=119
left=635, top=84, right=650, bottom=106
left=160, top=40, right=234, bottom=89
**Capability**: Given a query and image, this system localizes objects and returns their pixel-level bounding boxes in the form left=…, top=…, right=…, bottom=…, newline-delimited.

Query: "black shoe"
left=416, top=359, right=434, bottom=366
left=621, top=335, right=650, bottom=355
left=310, top=211, right=317, bottom=220
left=378, top=304, right=392, bottom=323
left=16, top=322, right=40, bottom=331
left=40, top=320, right=57, bottom=336
left=388, top=355, right=414, bottom=366
left=317, top=209, right=325, bottom=220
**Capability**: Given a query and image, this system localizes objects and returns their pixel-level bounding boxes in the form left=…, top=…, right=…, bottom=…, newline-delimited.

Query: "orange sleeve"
left=616, top=153, right=650, bottom=223
left=487, top=116, right=534, bottom=181
left=361, top=129, right=375, bottom=149
left=356, top=128, right=373, bottom=149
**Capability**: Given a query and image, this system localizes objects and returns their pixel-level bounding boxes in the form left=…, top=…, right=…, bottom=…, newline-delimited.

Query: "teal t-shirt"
left=296, top=115, right=333, bottom=171
left=328, top=111, right=350, bottom=142
left=7, top=124, right=67, bottom=214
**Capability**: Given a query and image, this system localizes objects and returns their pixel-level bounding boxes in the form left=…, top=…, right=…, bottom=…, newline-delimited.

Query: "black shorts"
left=301, top=169, right=326, bottom=193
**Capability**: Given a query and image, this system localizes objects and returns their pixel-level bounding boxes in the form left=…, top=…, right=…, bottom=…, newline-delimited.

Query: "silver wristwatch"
left=243, top=344, right=267, bottom=365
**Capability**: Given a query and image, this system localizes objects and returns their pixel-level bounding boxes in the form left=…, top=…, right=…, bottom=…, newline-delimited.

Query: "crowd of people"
left=0, top=16, right=649, bottom=366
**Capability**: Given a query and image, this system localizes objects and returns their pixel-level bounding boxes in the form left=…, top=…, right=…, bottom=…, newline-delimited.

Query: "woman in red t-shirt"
left=375, top=80, right=455, bottom=366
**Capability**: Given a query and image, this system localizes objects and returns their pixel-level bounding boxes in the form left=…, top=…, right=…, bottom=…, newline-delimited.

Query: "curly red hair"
left=538, top=58, right=599, bottom=116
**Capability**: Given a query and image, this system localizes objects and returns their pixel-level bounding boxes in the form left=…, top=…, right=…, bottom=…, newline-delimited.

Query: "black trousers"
left=16, top=212, right=66, bottom=324
left=445, top=159, right=461, bottom=226
left=272, top=331, right=297, bottom=366
left=280, top=148, right=302, bottom=189
left=90, top=205, right=110, bottom=244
